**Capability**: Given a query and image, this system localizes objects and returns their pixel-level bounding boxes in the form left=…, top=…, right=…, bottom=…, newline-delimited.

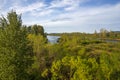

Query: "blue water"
left=47, top=35, right=60, bottom=44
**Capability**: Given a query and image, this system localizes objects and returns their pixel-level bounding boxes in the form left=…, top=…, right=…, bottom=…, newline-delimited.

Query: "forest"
left=0, top=11, right=120, bottom=80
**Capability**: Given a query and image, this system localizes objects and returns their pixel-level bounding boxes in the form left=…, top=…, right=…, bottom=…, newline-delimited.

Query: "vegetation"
left=0, top=11, right=120, bottom=80
left=0, top=11, right=33, bottom=80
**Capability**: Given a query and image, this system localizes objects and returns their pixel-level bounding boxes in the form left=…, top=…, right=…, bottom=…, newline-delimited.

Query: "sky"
left=0, top=0, right=120, bottom=33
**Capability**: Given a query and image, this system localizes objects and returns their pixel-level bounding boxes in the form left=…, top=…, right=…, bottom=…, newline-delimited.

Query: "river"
left=47, top=35, right=60, bottom=44
left=47, top=35, right=120, bottom=44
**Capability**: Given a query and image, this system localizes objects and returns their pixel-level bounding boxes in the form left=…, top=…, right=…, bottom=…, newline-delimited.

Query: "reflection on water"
left=105, top=39, right=120, bottom=43
left=47, top=35, right=60, bottom=44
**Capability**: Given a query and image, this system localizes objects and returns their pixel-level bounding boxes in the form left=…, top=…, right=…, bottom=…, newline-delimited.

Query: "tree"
left=94, top=30, right=97, bottom=38
left=27, top=34, right=47, bottom=79
left=26, top=25, right=45, bottom=36
left=0, top=11, right=33, bottom=80
left=100, top=28, right=108, bottom=39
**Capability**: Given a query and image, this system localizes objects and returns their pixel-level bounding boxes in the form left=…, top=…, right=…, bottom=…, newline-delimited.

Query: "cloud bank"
left=0, top=0, right=120, bottom=33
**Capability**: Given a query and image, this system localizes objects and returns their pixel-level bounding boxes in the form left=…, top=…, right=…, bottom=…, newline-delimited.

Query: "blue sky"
left=0, top=0, right=120, bottom=33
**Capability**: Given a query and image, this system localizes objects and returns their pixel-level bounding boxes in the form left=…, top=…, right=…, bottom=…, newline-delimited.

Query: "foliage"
left=0, top=11, right=33, bottom=80
left=0, top=11, right=120, bottom=80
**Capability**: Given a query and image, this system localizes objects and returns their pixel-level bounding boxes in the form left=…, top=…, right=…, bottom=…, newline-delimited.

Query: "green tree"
left=27, top=34, right=47, bottom=79
left=0, top=11, right=33, bottom=80
left=94, top=30, right=97, bottom=38
left=100, top=28, right=108, bottom=39
left=27, top=25, right=45, bottom=36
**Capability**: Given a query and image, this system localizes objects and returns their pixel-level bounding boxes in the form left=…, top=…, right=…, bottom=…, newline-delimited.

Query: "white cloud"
left=9, top=2, right=46, bottom=13
left=43, top=3, right=120, bottom=29
left=0, top=0, right=120, bottom=32
left=0, top=0, right=90, bottom=17
left=50, top=0, right=85, bottom=8
left=23, top=2, right=120, bottom=31
left=29, top=0, right=86, bottom=17
left=31, top=9, right=54, bottom=16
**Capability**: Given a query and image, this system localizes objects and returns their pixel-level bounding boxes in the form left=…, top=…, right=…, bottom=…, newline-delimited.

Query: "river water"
left=47, top=35, right=119, bottom=44
left=104, top=39, right=120, bottom=43
left=47, top=35, right=60, bottom=44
